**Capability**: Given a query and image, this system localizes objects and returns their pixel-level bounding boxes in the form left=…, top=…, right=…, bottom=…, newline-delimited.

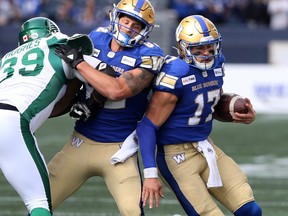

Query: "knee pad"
left=234, top=201, right=262, bottom=216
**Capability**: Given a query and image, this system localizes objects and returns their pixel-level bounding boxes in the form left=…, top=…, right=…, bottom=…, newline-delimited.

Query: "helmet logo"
left=18, top=17, right=60, bottom=46
left=31, top=32, right=39, bottom=40
left=22, top=32, right=38, bottom=44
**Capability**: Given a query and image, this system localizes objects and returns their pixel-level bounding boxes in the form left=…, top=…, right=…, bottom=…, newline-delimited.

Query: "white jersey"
left=0, top=32, right=73, bottom=131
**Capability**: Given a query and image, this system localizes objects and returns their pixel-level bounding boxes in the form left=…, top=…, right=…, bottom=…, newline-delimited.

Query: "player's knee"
left=117, top=197, right=143, bottom=216
left=118, top=204, right=143, bottom=216
left=234, top=201, right=262, bottom=216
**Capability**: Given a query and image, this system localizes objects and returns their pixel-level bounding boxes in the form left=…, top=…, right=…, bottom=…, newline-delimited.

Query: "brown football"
left=214, top=93, right=248, bottom=122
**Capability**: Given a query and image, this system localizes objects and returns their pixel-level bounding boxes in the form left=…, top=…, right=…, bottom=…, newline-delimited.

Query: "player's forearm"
left=50, top=79, right=82, bottom=118
left=76, top=61, right=129, bottom=101
left=137, top=116, right=159, bottom=178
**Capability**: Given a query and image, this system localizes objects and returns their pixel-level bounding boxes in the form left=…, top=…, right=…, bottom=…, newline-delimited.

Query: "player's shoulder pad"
left=219, top=52, right=225, bottom=62
left=89, top=27, right=110, bottom=40
left=211, top=53, right=225, bottom=76
left=136, top=42, right=164, bottom=74
left=154, top=56, right=189, bottom=90
left=52, top=32, right=69, bottom=40
left=139, top=41, right=164, bottom=57
left=162, top=55, right=190, bottom=77
left=46, top=32, right=69, bottom=46
left=214, top=53, right=225, bottom=68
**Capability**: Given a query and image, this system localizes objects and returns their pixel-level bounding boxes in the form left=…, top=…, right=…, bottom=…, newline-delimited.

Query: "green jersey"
left=0, top=32, right=73, bottom=131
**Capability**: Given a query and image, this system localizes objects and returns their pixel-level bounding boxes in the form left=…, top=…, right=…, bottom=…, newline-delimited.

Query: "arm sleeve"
left=136, top=116, right=159, bottom=169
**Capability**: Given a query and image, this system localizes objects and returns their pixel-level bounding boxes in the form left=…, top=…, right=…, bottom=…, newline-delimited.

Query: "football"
left=214, top=93, right=248, bottom=122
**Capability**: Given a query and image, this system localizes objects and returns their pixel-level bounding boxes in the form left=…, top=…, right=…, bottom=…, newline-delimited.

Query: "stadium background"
left=0, top=0, right=288, bottom=215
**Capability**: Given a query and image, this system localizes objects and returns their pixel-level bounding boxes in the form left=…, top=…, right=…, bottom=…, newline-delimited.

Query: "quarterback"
left=49, top=0, right=164, bottom=215
left=135, top=15, right=262, bottom=215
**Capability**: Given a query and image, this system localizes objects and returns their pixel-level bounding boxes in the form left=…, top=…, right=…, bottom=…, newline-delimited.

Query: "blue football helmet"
left=109, top=0, right=155, bottom=47
left=175, top=15, right=222, bottom=70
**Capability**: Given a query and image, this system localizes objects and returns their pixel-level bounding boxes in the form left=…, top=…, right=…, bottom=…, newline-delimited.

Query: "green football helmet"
left=18, top=17, right=60, bottom=46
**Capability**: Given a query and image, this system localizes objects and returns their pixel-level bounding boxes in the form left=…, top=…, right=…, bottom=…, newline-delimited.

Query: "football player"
left=0, top=17, right=96, bottom=216
left=134, top=15, right=262, bottom=215
left=49, top=0, right=164, bottom=215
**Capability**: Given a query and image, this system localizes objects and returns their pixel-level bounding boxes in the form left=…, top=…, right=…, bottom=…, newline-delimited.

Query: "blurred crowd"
left=0, top=0, right=288, bottom=30
left=0, top=0, right=112, bottom=28
left=169, top=0, right=288, bottom=30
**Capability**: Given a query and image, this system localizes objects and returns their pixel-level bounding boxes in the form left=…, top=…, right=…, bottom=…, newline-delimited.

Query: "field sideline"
left=0, top=114, right=287, bottom=216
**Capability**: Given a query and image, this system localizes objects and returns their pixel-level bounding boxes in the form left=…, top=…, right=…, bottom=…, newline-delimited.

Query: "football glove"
left=69, top=89, right=106, bottom=121
left=54, top=44, right=84, bottom=69
left=69, top=61, right=117, bottom=121
left=69, top=102, right=91, bottom=121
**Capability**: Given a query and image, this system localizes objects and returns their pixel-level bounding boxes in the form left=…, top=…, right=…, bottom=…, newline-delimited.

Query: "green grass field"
left=1, top=114, right=288, bottom=216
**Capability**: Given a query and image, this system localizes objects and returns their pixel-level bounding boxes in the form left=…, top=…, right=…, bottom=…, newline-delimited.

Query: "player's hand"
left=233, top=98, right=256, bottom=124
left=69, top=102, right=91, bottom=121
left=54, top=44, right=84, bottom=69
left=142, top=178, right=164, bottom=209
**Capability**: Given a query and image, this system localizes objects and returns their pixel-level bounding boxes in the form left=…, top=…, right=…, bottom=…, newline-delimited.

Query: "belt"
left=0, top=103, right=18, bottom=111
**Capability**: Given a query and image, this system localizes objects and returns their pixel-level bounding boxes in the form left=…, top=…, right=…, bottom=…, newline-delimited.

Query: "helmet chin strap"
left=116, top=31, right=143, bottom=47
left=117, top=32, right=131, bottom=47
left=193, top=57, right=215, bottom=70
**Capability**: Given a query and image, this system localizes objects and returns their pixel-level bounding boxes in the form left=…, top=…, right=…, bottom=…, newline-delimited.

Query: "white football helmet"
left=175, top=15, right=222, bottom=70
left=109, top=0, right=155, bottom=47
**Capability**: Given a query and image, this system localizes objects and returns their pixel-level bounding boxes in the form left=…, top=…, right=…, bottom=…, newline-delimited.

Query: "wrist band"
left=144, top=167, right=158, bottom=178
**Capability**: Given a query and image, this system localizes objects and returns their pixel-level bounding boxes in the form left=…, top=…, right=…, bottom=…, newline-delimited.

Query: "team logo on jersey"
left=182, top=75, right=196, bottom=85
left=202, top=71, right=208, bottom=77
left=213, top=68, right=223, bottom=77
left=71, top=136, right=84, bottom=148
left=107, top=51, right=115, bottom=58
left=121, top=56, right=136, bottom=67
left=172, top=153, right=186, bottom=164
